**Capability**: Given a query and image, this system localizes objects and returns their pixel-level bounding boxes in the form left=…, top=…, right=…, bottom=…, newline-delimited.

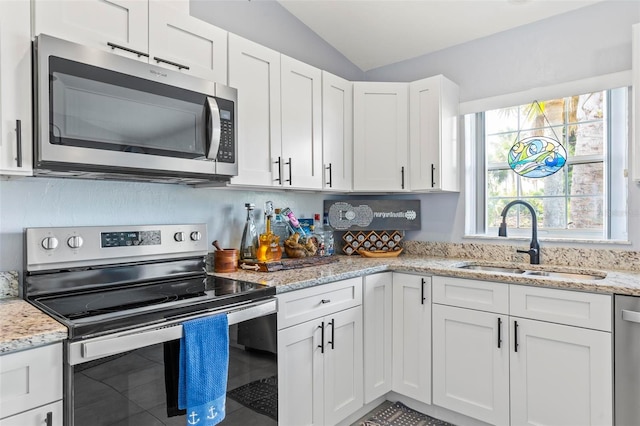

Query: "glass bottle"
left=281, top=207, right=307, bottom=238
left=272, top=208, right=291, bottom=249
left=240, top=203, right=258, bottom=261
left=323, top=212, right=335, bottom=256
left=312, top=214, right=326, bottom=256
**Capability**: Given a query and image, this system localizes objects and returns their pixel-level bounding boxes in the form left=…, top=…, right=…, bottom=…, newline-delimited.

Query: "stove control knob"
left=41, top=236, right=59, bottom=250
left=190, top=231, right=202, bottom=241
left=174, top=232, right=185, bottom=242
left=67, top=235, right=84, bottom=249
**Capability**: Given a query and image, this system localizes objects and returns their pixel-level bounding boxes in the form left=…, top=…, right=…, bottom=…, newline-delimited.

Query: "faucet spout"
left=499, top=200, right=540, bottom=264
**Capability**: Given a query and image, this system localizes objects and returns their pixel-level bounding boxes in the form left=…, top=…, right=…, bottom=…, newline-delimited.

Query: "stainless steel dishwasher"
left=614, top=294, right=640, bottom=425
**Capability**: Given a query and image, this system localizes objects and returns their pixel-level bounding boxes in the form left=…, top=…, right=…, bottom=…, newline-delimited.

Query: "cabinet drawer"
left=432, top=276, right=509, bottom=314
left=0, top=401, right=62, bottom=425
left=0, top=343, right=62, bottom=419
left=277, top=277, right=362, bottom=330
left=510, top=285, right=612, bottom=331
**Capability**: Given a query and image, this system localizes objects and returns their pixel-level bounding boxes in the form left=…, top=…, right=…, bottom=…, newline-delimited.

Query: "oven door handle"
left=74, top=299, right=276, bottom=364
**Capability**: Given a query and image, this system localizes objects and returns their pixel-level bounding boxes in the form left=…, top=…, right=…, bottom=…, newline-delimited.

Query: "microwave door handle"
left=206, top=97, right=221, bottom=160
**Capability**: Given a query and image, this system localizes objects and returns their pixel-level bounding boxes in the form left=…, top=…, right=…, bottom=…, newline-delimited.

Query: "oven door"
left=65, top=298, right=277, bottom=426
left=34, top=34, right=237, bottom=180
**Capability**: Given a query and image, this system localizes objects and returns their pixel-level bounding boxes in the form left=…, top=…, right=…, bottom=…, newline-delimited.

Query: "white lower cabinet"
left=510, top=318, right=612, bottom=426
left=277, top=278, right=363, bottom=426
left=363, top=272, right=393, bottom=403
left=432, top=276, right=613, bottom=426
left=392, top=273, right=431, bottom=404
left=0, top=343, right=63, bottom=425
left=432, top=304, right=510, bottom=425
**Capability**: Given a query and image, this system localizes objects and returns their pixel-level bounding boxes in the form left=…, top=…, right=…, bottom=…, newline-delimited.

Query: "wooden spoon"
left=212, top=240, right=223, bottom=251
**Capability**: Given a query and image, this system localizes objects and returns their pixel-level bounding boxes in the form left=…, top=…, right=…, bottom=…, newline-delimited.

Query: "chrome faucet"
left=498, top=200, right=540, bottom=265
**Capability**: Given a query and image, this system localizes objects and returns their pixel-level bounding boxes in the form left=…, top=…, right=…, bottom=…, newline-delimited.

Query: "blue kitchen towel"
left=178, top=313, right=229, bottom=426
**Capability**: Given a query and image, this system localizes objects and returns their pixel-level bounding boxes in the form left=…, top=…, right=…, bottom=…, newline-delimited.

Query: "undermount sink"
left=458, top=264, right=526, bottom=274
left=522, top=270, right=605, bottom=280
left=456, top=263, right=606, bottom=281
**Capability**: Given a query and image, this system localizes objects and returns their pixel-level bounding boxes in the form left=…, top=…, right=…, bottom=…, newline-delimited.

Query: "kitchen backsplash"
left=0, top=271, right=19, bottom=299
left=404, top=241, right=640, bottom=272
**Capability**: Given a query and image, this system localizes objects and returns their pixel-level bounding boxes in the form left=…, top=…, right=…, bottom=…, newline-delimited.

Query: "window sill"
left=463, top=234, right=632, bottom=246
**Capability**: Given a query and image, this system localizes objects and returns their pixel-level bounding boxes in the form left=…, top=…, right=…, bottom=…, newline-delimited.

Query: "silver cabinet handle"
left=622, top=309, right=640, bottom=324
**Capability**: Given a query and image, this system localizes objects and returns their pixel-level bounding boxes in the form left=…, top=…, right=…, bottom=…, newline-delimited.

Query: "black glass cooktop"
left=29, top=275, right=275, bottom=339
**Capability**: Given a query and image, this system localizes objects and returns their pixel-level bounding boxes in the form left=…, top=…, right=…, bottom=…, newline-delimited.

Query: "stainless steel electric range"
left=23, top=224, right=277, bottom=426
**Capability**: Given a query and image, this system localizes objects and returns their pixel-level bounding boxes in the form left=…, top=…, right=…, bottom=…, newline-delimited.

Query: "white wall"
left=0, top=178, right=325, bottom=271
left=364, top=1, right=639, bottom=102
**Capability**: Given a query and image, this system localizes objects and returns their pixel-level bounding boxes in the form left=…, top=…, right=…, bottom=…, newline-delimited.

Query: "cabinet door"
left=281, top=55, right=322, bottom=189
left=0, top=0, right=32, bottom=175
left=353, top=83, right=408, bottom=192
left=0, top=401, right=62, bottom=426
left=148, top=1, right=227, bottom=83
left=322, top=71, right=353, bottom=191
left=228, top=34, right=282, bottom=187
left=510, top=318, right=613, bottom=426
left=409, top=75, right=459, bottom=192
left=324, top=307, right=363, bottom=426
left=363, top=273, right=393, bottom=403
left=278, top=319, right=324, bottom=426
left=32, top=0, right=148, bottom=60
left=432, top=304, right=509, bottom=425
left=392, top=273, right=431, bottom=404
left=0, top=343, right=62, bottom=419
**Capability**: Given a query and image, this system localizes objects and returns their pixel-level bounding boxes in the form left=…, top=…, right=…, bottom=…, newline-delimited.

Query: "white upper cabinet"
left=32, top=0, right=227, bottom=82
left=228, top=40, right=322, bottom=190
left=228, top=34, right=282, bottom=187
left=353, top=82, right=409, bottom=192
left=32, top=0, right=149, bottom=60
left=148, top=1, right=227, bottom=82
left=409, top=75, right=460, bottom=192
left=322, top=71, right=353, bottom=191
left=280, top=55, right=323, bottom=190
left=0, top=0, right=33, bottom=176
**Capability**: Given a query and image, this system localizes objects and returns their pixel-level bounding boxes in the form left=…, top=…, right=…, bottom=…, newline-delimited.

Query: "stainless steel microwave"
left=33, top=34, right=237, bottom=184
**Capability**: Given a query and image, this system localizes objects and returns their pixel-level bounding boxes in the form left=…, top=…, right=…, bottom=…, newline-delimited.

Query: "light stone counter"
left=210, top=254, right=640, bottom=296
left=4, top=249, right=640, bottom=355
left=0, top=298, right=67, bottom=354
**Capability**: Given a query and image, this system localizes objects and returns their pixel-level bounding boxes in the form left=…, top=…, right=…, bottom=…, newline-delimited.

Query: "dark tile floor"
left=73, top=343, right=277, bottom=426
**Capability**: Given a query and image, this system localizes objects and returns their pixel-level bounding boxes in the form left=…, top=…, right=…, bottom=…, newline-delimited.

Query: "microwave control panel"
left=216, top=97, right=235, bottom=164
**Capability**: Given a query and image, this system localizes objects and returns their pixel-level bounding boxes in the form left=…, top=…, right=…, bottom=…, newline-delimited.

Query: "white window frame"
left=463, top=73, right=630, bottom=243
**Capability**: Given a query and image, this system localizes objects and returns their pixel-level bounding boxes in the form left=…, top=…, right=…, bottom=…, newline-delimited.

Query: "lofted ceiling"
left=277, top=0, right=603, bottom=71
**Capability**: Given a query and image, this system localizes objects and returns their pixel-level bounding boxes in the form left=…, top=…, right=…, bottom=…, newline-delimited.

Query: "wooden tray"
left=239, top=255, right=339, bottom=272
left=358, top=248, right=403, bottom=258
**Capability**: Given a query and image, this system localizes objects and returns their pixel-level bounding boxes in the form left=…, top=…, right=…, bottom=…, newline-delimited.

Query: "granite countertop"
left=210, top=254, right=640, bottom=296
left=4, top=253, right=640, bottom=355
left=0, top=298, right=67, bottom=354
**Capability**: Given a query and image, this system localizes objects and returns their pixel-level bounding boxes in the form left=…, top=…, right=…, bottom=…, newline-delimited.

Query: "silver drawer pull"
left=320, top=299, right=331, bottom=304
left=622, top=309, right=640, bottom=324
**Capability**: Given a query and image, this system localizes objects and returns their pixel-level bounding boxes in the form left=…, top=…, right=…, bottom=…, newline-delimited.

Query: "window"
left=466, top=87, right=628, bottom=241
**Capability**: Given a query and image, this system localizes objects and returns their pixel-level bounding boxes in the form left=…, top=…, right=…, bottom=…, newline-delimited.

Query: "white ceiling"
left=278, top=0, right=602, bottom=71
